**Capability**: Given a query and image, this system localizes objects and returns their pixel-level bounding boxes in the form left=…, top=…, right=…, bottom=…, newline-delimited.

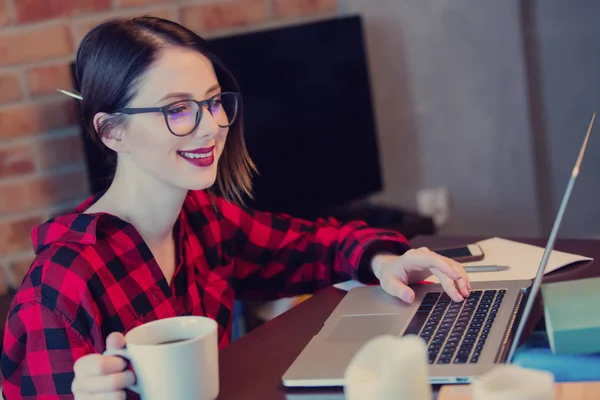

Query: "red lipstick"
left=177, top=146, right=215, bottom=167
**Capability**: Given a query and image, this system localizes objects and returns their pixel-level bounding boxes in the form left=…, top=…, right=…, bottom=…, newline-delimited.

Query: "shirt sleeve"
left=1, top=301, right=94, bottom=400
left=214, top=197, right=412, bottom=300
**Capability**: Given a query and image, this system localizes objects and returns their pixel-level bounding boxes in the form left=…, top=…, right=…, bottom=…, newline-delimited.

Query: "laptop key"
left=404, top=310, right=431, bottom=336
left=424, top=323, right=437, bottom=331
left=461, top=339, right=474, bottom=347
left=424, top=292, right=441, bottom=300
left=437, top=329, right=450, bottom=338
left=441, top=352, right=456, bottom=360
left=420, top=334, right=432, bottom=343
left=439, top=293, right=451, bottom=303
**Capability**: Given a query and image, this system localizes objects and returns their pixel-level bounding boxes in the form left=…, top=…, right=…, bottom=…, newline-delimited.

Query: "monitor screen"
left=74, top=15, right=382, bottom=218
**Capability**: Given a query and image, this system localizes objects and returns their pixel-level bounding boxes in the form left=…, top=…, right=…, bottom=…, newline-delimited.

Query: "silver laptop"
left=282, top=113, right=595, bottom=387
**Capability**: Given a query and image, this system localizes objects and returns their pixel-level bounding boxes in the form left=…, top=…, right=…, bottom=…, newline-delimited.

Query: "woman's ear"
left=93, top=112, right=129, bottom=153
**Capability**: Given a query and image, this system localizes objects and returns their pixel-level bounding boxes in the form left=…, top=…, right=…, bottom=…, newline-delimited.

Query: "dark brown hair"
left=74, top=16, right=256, bottom=204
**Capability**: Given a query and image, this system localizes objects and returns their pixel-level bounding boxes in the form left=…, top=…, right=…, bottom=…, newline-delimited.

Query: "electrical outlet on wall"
left=416, top=187, right=451, bottom=228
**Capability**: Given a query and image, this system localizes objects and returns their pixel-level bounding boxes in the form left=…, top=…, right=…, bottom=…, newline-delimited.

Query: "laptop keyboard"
left=403, top=289, right=505, bottom=364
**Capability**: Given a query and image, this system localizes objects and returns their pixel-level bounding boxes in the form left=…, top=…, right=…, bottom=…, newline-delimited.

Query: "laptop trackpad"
left=325, top=314, right=398, bottom=343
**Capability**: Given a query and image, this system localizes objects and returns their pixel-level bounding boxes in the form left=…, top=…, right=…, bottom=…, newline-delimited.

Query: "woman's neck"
left=88, top=160, right=188, bottom=247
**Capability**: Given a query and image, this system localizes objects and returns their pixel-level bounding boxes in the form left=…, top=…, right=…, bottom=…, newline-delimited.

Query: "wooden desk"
left=218, top=236, right=599, bottom=400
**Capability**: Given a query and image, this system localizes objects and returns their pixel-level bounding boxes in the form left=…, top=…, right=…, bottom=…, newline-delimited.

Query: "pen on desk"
left=463, top=265, right=510, bottom=273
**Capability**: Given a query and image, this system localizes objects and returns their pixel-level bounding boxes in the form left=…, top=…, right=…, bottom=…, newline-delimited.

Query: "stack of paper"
left=334, top=237, right=592, bottom=289
left=426, top=237, right=592, bottom=283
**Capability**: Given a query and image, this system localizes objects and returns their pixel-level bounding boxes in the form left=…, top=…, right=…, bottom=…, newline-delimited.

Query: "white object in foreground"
left=344, top=334, right=432, bottom=400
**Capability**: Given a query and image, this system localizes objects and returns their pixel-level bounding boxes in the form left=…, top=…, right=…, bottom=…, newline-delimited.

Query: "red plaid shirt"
left=1, top=190, right=410, bottom=399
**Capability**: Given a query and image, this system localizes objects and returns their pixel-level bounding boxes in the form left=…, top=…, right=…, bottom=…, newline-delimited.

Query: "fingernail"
left=403, top=292, right=413, bottom=302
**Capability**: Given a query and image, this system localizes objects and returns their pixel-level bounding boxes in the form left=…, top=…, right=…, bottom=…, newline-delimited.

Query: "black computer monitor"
left=75, top=15, right=383, bottom=219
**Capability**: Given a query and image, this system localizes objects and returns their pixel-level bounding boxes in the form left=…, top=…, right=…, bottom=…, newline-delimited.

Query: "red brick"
left=38, top=133, right=85, bottom=169
left=273, top=0, right=337, bottom=18
left=181, top=0, right=267, bottom=33
left=0, top=99, right=78, bottom=140
left=26, top=63, right=73, bottom=97
left=0, top=216, right=43, bottom=255
left=14, top=0, right=111, bottom=23
left=73, top=8, right=178, bottom=45
left=0, top=142, right=35, bottom=179
left=0, top=262, right=9, bottom=295
left=0, top=169, right=90, bottom=214
left=8, top=254, right=34, bottom=289
left=0, top=73, right=23, bottom=104
left=118, top=0, right=169, bottom=7
left=0, top=24, right=73, bottom=66
left=0, top=0, right=10, bottom=26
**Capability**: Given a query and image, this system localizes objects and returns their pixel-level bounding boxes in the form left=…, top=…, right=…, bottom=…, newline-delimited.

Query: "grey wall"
left=343, top=0, right=542, bottom=237
left=531, top=0, right=600, bottom=238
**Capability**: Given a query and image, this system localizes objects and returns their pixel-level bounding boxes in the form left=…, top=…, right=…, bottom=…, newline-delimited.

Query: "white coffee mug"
left=104, top=316, right=219, bottom=400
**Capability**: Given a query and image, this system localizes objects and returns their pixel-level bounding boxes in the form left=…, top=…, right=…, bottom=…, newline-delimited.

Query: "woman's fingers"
left=431, top=268, right=464, bottom=302
left=74, top=354, right=128, bottom=378
left=105, top=332, right=126, bottom=351
left=399, top=249, right=460, bottom=280
left=75, top=391, right=127, bottom=400
left=74, top=370, right=135, bottom=394
left=417, top=247, right=471, bottom=298
left=381, top=277, right=416, bottom=303
left=451, top=259, right=471, bottom=297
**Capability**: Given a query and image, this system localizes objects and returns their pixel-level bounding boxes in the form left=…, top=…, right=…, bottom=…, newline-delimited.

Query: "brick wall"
left=0, top=0, right=339, bottom=294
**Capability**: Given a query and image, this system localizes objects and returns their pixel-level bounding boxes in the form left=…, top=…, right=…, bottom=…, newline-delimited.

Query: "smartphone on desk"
left=433, top=243, right=484, bottom=262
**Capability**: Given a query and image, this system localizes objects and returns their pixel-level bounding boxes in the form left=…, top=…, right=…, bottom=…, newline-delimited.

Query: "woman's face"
left=108, top=46, right=229, bottom=191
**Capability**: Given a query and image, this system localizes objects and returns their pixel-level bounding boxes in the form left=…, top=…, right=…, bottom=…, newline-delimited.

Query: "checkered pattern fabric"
left=1, top=190, right=411, bottom=399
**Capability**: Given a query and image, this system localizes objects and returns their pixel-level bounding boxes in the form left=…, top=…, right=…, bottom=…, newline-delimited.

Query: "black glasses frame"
left=117, top=91, right=241, bottom=137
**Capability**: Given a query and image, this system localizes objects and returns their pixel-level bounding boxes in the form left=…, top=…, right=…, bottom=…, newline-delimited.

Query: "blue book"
left=512, top=331, right=600, bottom=382
left=541, top=277, right=600, bottom=354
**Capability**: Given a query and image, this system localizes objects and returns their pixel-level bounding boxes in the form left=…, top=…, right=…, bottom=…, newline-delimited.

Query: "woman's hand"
left=371, top=247, right=471, bottom=303
left=71, top=332, right=135, bottom=399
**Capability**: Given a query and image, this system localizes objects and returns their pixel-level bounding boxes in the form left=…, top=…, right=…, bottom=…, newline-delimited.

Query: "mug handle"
left=103, top=348, right=140, bottom=393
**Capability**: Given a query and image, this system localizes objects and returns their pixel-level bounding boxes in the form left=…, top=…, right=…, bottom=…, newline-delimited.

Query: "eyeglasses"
left=56, top=89, right=241, bottom=137
left=117, top=92, right=241, bottom=137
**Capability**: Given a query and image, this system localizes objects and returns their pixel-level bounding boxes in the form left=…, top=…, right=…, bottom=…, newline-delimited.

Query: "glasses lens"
left=209, top=93, right=239, bottom=128
left=166, top=101, right=200, bottom=136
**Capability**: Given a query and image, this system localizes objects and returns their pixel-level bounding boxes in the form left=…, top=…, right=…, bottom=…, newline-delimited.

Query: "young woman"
left=1, top=17, right=470, bottom=399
